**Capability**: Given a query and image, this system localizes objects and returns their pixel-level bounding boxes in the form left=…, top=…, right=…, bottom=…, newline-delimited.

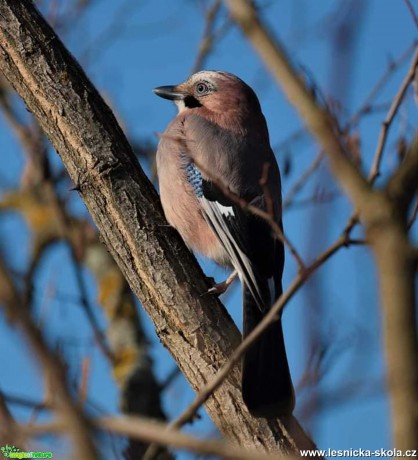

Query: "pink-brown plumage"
left=154, top=71, right=294, bottom=418
left=156, top=116, right=229, bottom=265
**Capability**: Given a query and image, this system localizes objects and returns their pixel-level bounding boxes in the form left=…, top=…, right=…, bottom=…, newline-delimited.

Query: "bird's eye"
left=195, top=82, right=209, bottom=95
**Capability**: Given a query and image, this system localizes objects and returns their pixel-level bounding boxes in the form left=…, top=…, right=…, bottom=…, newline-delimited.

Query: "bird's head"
left=153, top=71, right=263, bottom=125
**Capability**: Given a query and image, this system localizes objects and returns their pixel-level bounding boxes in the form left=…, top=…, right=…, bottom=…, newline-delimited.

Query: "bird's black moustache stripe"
left=184, top=95, right=202, bottom=108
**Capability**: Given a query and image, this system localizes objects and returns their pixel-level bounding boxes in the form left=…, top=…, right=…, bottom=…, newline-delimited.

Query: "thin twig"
left=369, top=50, right=418, bottom=183
left=0, top=95, right=115, bottom=362
left=0, top=259, right=98, bottom=459
left=79, top=357, right=91, bottom=404
left=340, top=49, right=418, bottom=233
left=21, top=415, right=292, bottom=460
left=287, top=191, right=340, bottom=210
left=160, top=366, right=181, bottom=391
left=273, top=127, right=307, bottom=154
left=0, top=391, right=26, bottom=446
left=190, top=0, right=223, bottom=74
left=283, top=151, right=325, bottom=210
left=404, top=0, right=418, bottom=28
left=347, top=41, right=417, bottom=129
left=283, top=43, right=416, bottom=230
left=1, top=393, right=51, bottom=412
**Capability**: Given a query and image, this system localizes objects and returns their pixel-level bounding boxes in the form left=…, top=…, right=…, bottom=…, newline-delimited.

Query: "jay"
left=154, top=71, right=294, bottom=418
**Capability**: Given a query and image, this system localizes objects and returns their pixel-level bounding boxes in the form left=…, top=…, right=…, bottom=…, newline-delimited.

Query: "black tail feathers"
left=241, top=284, right=295, bottom=418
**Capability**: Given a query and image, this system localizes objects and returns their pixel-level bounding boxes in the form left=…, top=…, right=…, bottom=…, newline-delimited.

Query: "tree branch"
left=369, top=51, right=418, bottom=183
left=0, top=259, right=98, bottom=459
left=225, top=0, right=418, bottom=450
left=225, top=0, right=372, bottom=209
left=22, top=415, right=297, bottom=460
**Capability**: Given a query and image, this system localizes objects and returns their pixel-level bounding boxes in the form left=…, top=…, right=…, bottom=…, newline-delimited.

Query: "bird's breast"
left=156, top=147, right=229, bottom=266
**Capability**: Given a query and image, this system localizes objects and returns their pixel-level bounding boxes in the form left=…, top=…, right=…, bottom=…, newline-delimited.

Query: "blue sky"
left=0, top=0, right=416, bottom=458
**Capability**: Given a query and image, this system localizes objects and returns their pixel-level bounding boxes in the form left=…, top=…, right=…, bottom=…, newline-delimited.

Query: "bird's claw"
left=202, top=270, right=238, bottom=297
left=206, top=281, right=230, bottom=296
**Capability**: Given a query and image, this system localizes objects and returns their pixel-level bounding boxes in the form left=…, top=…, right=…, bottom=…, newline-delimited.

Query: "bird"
left=153, top=70, right=294, bottom=418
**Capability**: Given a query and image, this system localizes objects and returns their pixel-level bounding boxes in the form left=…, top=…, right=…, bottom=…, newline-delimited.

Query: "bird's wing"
left=183, top=159, right=278, bottom=312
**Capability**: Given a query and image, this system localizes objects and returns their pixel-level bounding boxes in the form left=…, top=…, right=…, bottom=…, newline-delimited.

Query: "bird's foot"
left=204, top=270, right=238, bottom=296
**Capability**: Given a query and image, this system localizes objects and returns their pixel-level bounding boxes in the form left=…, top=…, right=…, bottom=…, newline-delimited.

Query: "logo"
left=1, top=446, right=53, bottom=459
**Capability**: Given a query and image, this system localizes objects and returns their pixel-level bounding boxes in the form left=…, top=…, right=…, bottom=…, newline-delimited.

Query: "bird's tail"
left=241, top=281, right=295, bottom=418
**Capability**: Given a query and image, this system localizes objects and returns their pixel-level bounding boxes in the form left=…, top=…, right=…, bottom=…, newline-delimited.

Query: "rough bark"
left=0, top=0, right=317, bottom=454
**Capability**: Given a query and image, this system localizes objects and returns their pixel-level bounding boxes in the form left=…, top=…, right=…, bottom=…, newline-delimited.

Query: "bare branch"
left=283, top=150, right=324, bottom=210
left=369, top=50, right=418, bottom=183
left=225, top=0, right=372, bottom=209
left=348, top=41, right=417, bottom=129
left=0, top=92, right=115, bottom=361
left=0, top=391, right=27, bottom=447
left=21, top=415, right=299, bottom=460
left=190, top=0, right=223, bottom=74
left=388, top=137, right=418, bottom=207
left=404, top=0, right=418, bottom=28
left=0, top=259, right=98, bottom=459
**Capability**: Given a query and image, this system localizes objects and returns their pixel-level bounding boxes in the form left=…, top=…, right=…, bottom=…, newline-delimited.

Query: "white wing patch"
left=216, top=203, right=234, bottom=217
left=200, top=198, right=264, bottom=310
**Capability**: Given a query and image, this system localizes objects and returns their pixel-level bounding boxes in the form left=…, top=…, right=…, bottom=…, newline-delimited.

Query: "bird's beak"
left=153, top=85, right=187, bottom=101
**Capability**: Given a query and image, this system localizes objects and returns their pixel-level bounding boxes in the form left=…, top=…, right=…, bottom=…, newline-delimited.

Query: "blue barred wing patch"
left=184, top=162, right=204, bottom=198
